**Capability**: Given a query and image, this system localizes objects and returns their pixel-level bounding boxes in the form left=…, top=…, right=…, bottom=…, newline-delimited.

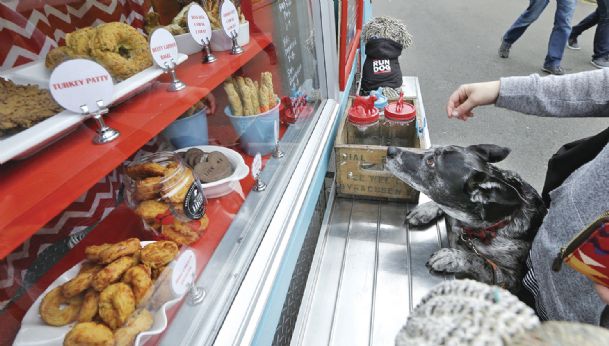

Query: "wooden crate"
left=335, top=90, right=427, bottom=203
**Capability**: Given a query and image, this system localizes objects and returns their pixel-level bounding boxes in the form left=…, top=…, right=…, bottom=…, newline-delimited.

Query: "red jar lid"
left=385, top=101, right=416, bottom=121
left=348, top=105, right=379, bottom=124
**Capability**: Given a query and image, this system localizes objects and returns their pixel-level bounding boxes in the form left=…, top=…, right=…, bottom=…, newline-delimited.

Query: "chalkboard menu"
left=272, top=0, right=318, bottom=93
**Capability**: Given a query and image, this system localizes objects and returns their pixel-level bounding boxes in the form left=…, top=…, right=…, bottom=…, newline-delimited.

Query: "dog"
left=385, top=144, right=546, bottom=293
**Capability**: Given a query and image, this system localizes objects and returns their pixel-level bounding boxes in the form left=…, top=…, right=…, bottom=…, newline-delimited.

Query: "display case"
left=0, top=0, right=342, bottom=344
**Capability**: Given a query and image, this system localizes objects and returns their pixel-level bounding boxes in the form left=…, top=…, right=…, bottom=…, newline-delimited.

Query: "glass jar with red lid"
left=382, top=93, right=417, bottom=147
left=346, top=96, right=381, bottom=145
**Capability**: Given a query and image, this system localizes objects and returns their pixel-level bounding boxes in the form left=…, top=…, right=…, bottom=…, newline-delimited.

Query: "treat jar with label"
left=346, top=97, right=381, bottom=145
left=383, top=93, right=417, bottom=147
left=123, top=152, right=209, bottom=245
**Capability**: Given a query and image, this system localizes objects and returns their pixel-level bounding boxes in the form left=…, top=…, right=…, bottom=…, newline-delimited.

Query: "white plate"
left=176, top=145, right=249, bottom=198
left=13, top=241, right=182, bottom=346
left=0, top=53, right=189, bottom=164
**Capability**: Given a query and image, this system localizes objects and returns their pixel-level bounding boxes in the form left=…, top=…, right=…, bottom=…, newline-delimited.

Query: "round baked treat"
left=122, top=264, right=153, bottom=305
left=65, top=27, right=96, bottom=56
left=98, top=238, right=141, bottom=264
left=126, top=162, right=167, bottom=180
left=161, top=166, right=195, bottom=205
left=140, top=241, right=179, bottom=269
left=135, top=200, right=171, bottom=231
left=92, top=256, right=137, bottom=292
left=183, top=148, right=205, bottom=168
left=85, top=243, right=112, bottom=263
left=39, top=286, right=83, bottom=326
left=114, top=309, right=154, bottom=346
left=194, top=151, right=233, bottom=183
left=134, top=176, right=163, bottom=201
left=90, top=22, right=152, bottom=80
left=161, top=215, right=209, bottom=245
left=62, top=272, right=94, bottom=298
left=78, top=289, right=99, bottom=322
left=64, top=322, right=114, bottom=346
left=45, top=46, right=77, bottom=69
left=78, top=262, right=104, bottom=275
left=99, top=282, right=136, bottom=330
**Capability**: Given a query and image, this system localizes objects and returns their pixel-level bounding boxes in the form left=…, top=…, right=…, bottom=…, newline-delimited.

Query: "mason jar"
left=346, top=105, right=381, bottom=145
left=383, top=101, right=417, bottom=147
left=123, top=152, right=208, bottom=245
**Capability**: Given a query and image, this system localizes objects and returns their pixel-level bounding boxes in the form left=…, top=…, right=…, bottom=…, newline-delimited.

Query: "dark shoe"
left=499, top=41, right=511, bottom=58
left=591, top=57, right=609, bottom=69
left=567, top=37, right=580, bottom=50
left=541, top=65, right=565, bottom=75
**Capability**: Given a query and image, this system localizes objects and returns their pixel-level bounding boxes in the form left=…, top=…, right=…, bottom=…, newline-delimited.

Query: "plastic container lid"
left=348, top=105, right=380, bottom=124
left=385, top=101, right=416, bottom=121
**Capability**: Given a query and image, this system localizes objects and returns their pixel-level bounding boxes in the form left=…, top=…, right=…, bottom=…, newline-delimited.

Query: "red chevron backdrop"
left=0, top=0, right=151, bottom=71
left=0, top=0, right=155, bottom=318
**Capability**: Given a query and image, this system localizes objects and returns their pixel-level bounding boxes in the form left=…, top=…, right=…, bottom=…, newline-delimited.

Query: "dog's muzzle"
left=387, top=146, right=399, bottom=159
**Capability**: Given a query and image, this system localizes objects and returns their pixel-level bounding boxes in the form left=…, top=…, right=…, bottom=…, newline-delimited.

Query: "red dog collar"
left=462, top=219, right=510, bottom=245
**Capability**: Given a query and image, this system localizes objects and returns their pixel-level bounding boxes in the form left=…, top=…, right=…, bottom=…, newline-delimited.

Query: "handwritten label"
left=221, top=0, right=239, bottom=37
left=252, top=153, right=262, bottom=179
left=275, top=0, right=303, bottom=90
left=149, top=28, right=179, bottom=67
left=171, top=249, right=197, bottom=296
left=48, top=59, right=113, bottom=113
left=187, top=3, right=212, bottom=44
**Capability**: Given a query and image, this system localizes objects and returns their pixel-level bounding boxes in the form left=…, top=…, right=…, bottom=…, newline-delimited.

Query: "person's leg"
left=570, top=10, right=599, bottom=39
left=544, top=0, right=577, bottom=70
left=503, top=0, right=550, bottom=44
left=592, top=0, right=609, bottom=60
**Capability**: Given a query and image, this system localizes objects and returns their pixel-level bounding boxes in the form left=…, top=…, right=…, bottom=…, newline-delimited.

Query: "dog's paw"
left=426, top=248, right=468, bottom=274
left=406, top=202, right=443, bottom=227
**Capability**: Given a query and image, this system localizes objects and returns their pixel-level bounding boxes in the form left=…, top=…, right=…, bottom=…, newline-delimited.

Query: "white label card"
left=170, top=249, right=197, bottom=296
left=252, top=153, right=262, bottom=179
left=220, top=0, right=240, bottom=37
left=187, top=4, right=212, bottom=44
left=49, top=59, right=113, bottom=114
left=149, top=28, right=179, bottom=68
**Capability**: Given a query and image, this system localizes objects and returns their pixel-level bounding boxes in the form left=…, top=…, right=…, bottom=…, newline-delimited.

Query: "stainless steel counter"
left=291, top=194, right=449, bottom=346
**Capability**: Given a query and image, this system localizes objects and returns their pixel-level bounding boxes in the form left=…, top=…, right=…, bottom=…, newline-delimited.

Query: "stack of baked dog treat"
left=39, top=238, right=180, bottom=346
left=223, top=72, right=278, bottom=116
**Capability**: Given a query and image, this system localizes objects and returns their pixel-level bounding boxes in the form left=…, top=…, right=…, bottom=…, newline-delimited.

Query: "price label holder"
left=187, top=3, right=216, bottom=64
left=49, top=59, right=119, bottom=144
left=272, top=119, right=284, bottom=158
left=252, top=153, right=266, bottom=192
left=221, top=0, right=244, bottom=55
left=170, top=249, right=205, bottom=305
left=149, top=28, right=186, bottom=91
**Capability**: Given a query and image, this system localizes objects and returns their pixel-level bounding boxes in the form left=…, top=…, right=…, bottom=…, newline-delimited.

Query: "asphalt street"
left=374, top=0, right=609, bottom=191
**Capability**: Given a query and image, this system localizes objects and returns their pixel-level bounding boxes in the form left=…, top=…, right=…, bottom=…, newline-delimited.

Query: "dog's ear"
left=465, top=170, right=522, bottom=221
left=466, top=144, right=511, bottom=163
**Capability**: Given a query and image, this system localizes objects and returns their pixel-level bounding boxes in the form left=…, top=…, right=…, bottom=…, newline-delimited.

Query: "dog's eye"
left=426, top=158, right=435, bottom=167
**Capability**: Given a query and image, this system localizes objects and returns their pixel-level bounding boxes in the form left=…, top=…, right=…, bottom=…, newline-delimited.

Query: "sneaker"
left=498, top=41, right=511, bottom=58
left=591, top=57, right=609, bottom=69
left=541, top=65, right=565, bottom=75
left=567, top=37, right=580, bottom=50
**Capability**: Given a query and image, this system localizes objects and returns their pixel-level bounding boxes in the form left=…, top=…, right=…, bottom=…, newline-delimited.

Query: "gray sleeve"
left=495, top=69, right=609, bottom=117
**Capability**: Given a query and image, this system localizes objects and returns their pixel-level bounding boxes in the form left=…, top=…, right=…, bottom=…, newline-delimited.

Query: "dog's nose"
left=387, top=146, right=398, bottom=158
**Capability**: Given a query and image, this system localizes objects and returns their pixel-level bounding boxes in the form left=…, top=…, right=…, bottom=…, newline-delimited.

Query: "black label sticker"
left=183, top=182, right=205, bottom=219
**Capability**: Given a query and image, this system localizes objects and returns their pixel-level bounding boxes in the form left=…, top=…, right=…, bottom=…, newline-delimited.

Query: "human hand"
left=594, top=283, right=609, bottom=305
left=204, top=93, right=216, bottom=115
left=446, top=81, right=500, bottom=121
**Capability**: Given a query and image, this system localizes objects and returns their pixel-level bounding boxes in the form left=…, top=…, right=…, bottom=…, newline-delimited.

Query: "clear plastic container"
left=123, top=152, right=208, bottom=245
left=383, top=100, right=417, bottom=147
left=346, top=104, right=381, bottom=145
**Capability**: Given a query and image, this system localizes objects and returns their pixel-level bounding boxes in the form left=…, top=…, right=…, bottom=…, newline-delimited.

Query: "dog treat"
left=39, top=286, right=83, bottom=326
left=224, top=71, right=277, bottom=116
left=224, top=82, right=243, bottom=116
left=64, top=322, right=114, bottom=346
left=178, top=148, right=233, bottom=183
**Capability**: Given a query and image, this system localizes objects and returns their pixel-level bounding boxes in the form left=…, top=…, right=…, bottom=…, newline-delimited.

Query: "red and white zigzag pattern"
left=0, top=0, right=150, bottom=71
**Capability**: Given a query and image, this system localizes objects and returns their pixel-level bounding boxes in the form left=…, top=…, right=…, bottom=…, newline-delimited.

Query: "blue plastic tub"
left=225, top=102, right=280, bottom=156
left=162, top=108, right=209, bottom=149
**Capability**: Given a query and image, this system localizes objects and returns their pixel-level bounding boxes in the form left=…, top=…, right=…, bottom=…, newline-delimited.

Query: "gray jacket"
left=496, top=69, right=609, bottom=324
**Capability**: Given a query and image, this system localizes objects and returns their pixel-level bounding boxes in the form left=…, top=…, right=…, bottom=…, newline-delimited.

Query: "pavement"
left=374, top=0, right=609, bottom=191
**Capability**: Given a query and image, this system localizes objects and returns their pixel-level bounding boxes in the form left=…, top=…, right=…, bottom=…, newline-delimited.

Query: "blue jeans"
left=502, top=0, right=576, bottom=67
left=572, top=0, right=609, bottom=59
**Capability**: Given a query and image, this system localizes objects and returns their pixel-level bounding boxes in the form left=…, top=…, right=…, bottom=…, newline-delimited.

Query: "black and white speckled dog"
left=385, top=144, right=546, bottom=293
